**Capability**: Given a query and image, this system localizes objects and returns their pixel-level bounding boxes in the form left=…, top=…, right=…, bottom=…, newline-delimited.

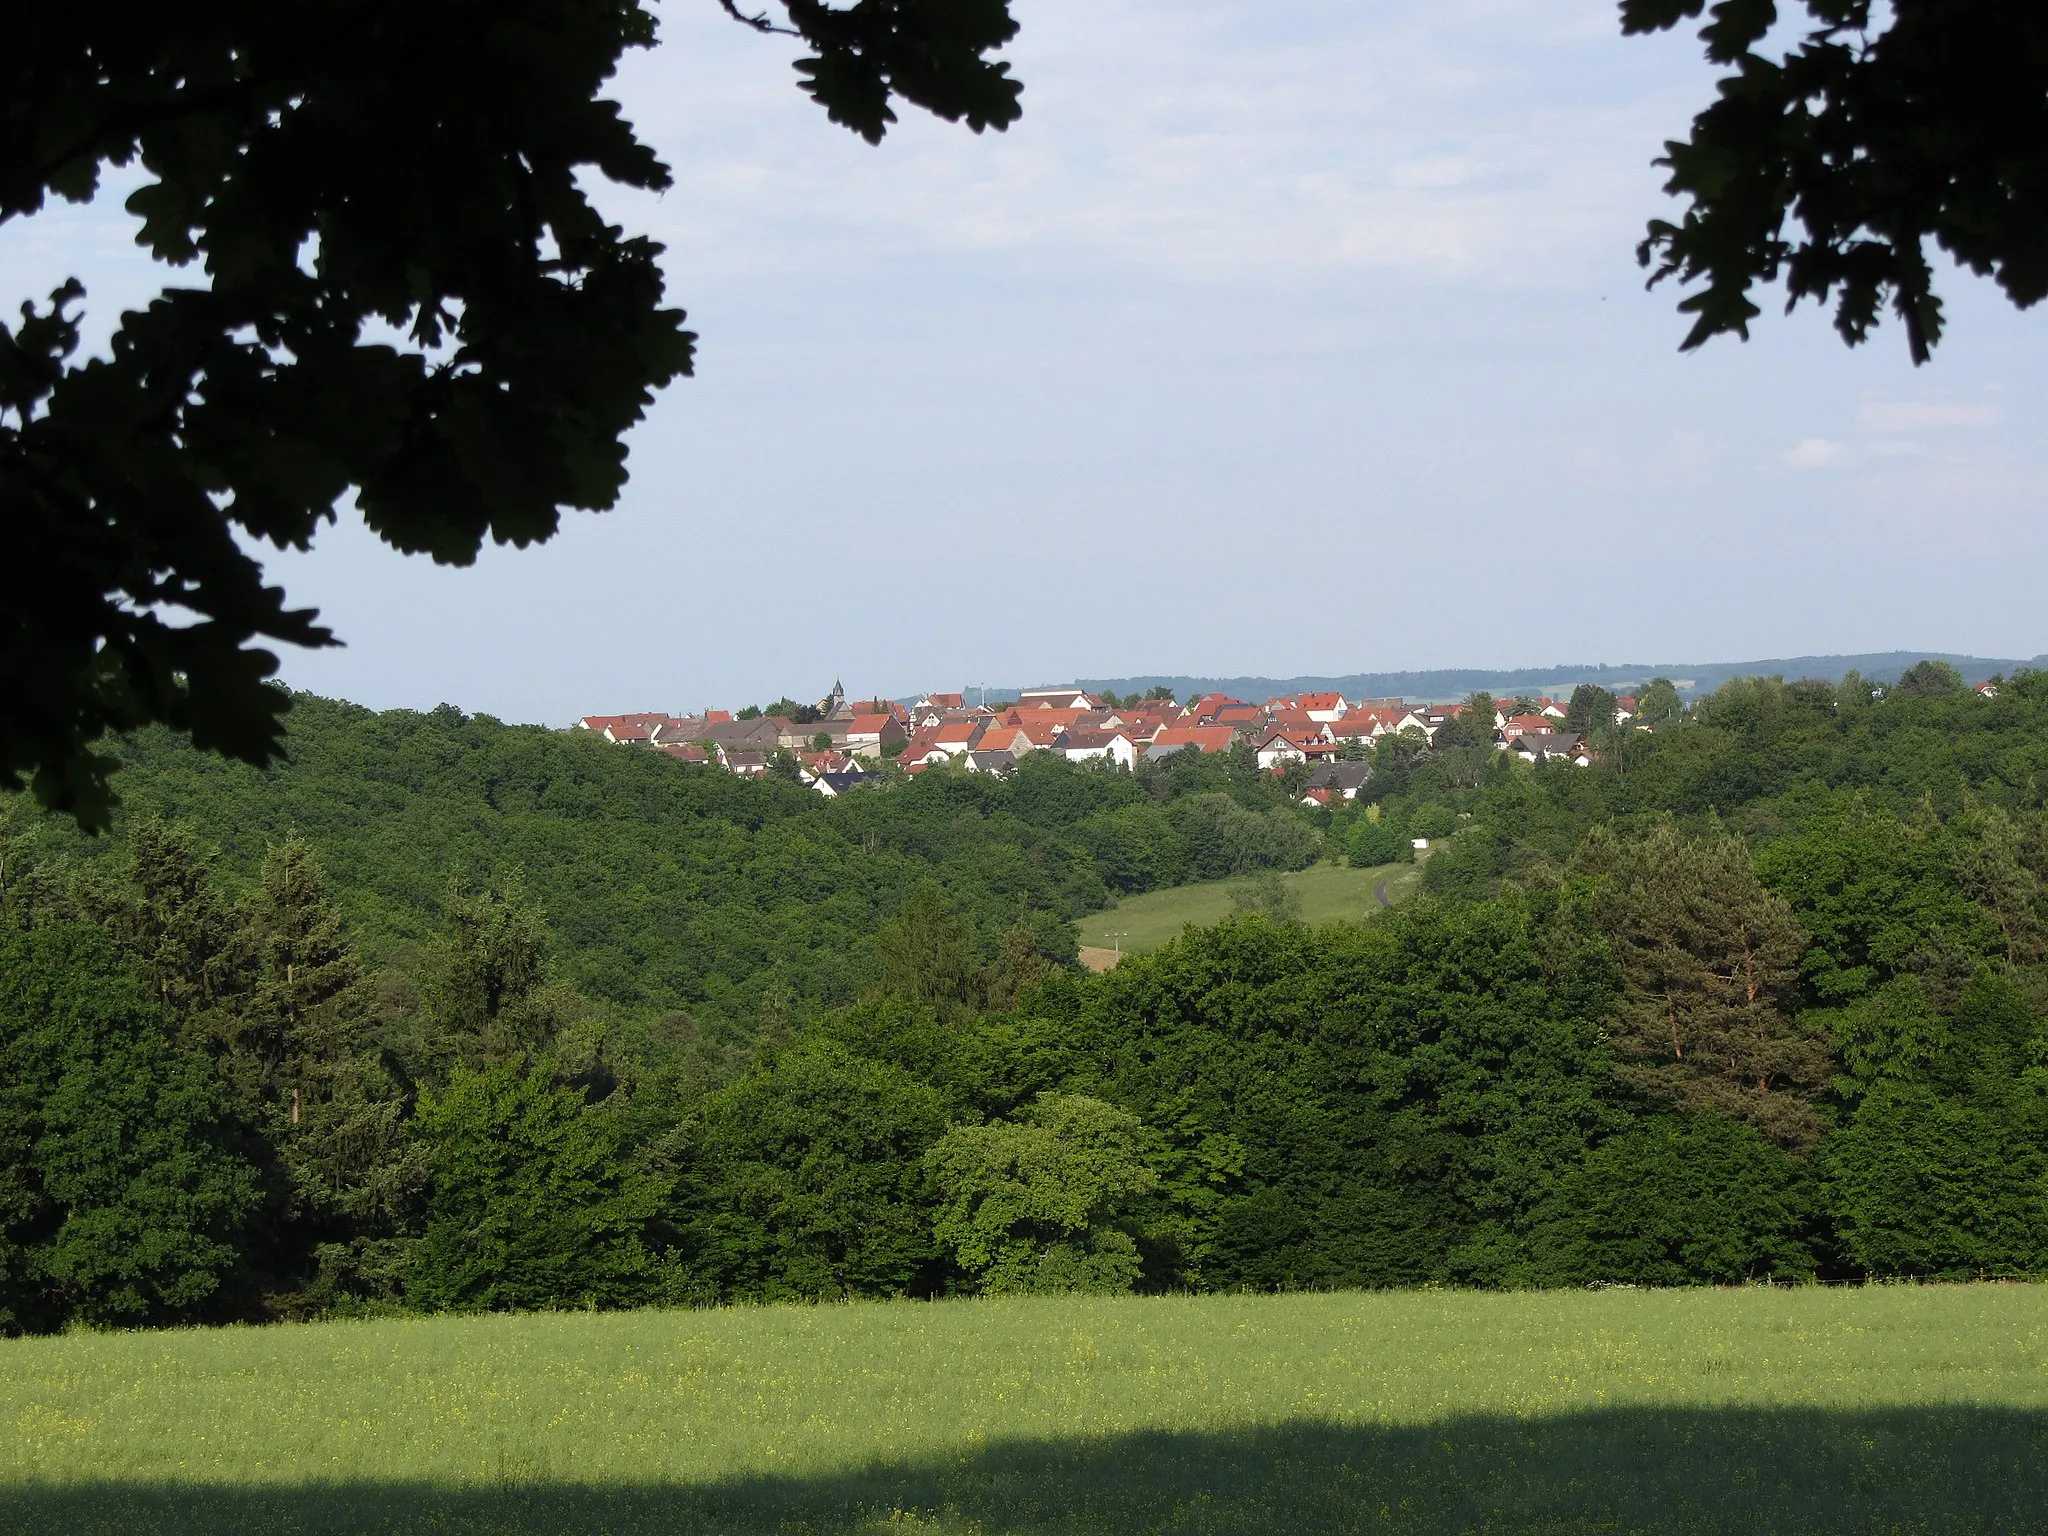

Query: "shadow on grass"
left=8, top=1405, right=2046, bottom=1534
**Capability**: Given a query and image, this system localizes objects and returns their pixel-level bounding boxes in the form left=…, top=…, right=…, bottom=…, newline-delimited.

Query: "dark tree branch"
left=716, top=0, right=798, bottom=37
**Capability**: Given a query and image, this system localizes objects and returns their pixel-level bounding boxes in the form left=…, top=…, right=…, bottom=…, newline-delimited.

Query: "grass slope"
left=7, top=1287, right=2047, bottom=1533
left=1078, top=861, right=1419, bottom=954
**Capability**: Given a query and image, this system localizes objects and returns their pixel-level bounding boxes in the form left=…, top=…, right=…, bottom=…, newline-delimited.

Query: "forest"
left=2, top=661, right=2045, bottom=1331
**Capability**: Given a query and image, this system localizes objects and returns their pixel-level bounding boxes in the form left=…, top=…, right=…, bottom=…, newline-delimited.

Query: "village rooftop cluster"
left=575, top=681, right=1643, bottom=802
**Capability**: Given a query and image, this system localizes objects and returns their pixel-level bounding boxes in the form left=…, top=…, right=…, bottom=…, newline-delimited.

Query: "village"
left=575, top=680, right=1635, bottom=802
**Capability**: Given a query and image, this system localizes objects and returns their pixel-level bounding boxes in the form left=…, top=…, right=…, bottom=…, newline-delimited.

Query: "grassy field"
left=1077, top=861, right=1419, bottom=956
left=5, top=1287, right=2047, bottom=1534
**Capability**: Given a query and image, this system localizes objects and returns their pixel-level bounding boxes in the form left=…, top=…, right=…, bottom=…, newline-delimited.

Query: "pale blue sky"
left=12, top=1, right=2045, bottom=720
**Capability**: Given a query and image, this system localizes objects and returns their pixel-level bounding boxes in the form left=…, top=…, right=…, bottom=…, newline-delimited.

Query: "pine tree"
left=238, top=838, right=422, bottom=1307
left=82, top=818, right=249, bottom=1023
left=1572, top=819, right=1830, bottom=1148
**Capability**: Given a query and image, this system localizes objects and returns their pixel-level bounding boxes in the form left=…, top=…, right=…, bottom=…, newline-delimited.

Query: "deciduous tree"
left=1627, top=1, right=2048, bottom=361
left=4, top=1, right=1023, bottom=826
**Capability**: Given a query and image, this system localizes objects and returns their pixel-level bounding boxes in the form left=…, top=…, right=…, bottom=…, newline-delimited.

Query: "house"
left=803, top=711, right=906, bottom=756
left=1303, top=761, right=1374, bottom=801
left=1976, top=681, right=2001, bottom=699
left=1007, top=718, right=1071, bottom=751
left=975, top=726, right=1036, bottom=756
left=797, top=749, right=855, bottom=779
left=1333, top=706, right=1427, bottom=742
left=1152, top=724, right=1240, bottom=754
left=1185, top=693, right=1246, bottom=721
left=1207, top=704, right=1264, bottom=730
left=965, top=749, right=1018, bottom=774
left=998, top=706, right=1092, bottom=735
left=656, top=742, right=710, bottom=764
left=1255, top=730, right=1311, bottom=770
left=1614, top=694, right=1639, bottom=721
left=1497, top=714, right=1554, bottom=741
left=1510, top=731, right=1589, bottom=766
left=842, top=711, right=906, bottom=757
left=718, top=748, right=770, bottom=777
left=648, top=719, right=703, bottom=746
left=1016, top=687, right=1098, bottom=710
left=1060, top=729, right=1138, bottom=769
left=1298, top=692, right=1348, bottom=723
left=916, top=692, right=966, bottom=712
left=1117, top=703, right=1180, bottom=734
left=577, top=713, right=678, bottom=742
left=812, top=769, right=873, bottom=797
left=902, top=719, right=984, bottom=766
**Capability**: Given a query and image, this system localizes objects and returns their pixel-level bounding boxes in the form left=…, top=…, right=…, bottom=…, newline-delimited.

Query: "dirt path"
left=1077, top=945, right=1123, bottom=973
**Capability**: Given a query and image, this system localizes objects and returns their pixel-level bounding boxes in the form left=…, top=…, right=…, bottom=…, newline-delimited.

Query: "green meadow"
left=1078, top=861, right=1419, bottom=955
left=6, top=1286, right=2047, bottom=1535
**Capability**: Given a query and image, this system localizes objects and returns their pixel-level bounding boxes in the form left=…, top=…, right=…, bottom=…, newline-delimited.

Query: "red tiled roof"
left=1154, top=725, right=1238, bottom=752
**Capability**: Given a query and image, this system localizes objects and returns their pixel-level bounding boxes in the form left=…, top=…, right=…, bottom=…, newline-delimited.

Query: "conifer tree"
left=1572, top=819, right=1830, bottom=1147
left=83, top=818, right=249, bottom=1022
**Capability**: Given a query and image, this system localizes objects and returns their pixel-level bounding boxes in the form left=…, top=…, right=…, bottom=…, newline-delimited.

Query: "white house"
left=1016, top=687, right=1096, bottom=710
left=1061, top=729, right=1138, bottom=769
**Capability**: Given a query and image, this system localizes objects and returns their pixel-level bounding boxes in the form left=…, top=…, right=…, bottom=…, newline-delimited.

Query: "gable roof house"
left=1151, top=724, right=1240, bottom=755
left=812, top=769, right=874, bottom=797
left=718, top=748, right=770, bottom=777
left=999, top=706, right=1091, bottom=734
left=1510, top=730, right=1589, bottom=766
left=796, top=749, right=855, bottom=779
left=965, top=749, right=1019, bottom=774
left=1060, top=729, right=1138, bottom=769
left=1298, top=692, right=1348, bottom=722
left=578, top=713, right=679, bottom=742
left=973, top=726, right=1037, bottom=757
left=699, top=716, right=790, bottom=753
left=1255, top=730, right=1309, bottom=770
left=1304, top=761, right=1375, bottom=800
left=1186, top=693, right=1247, bottom=721
left=1496, top=714, right=1556, bottom=741
left=901, top=719, right=983, bottom=768
left=841, top=711, right=906, bottom=757
left=1016, top=687, right=1099, bottom=710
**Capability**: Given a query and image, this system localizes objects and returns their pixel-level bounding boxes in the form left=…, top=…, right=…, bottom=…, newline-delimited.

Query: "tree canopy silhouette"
left=2, top=1, right=1022, bottom=826
left=1626, top=0, right=2048, bottom=361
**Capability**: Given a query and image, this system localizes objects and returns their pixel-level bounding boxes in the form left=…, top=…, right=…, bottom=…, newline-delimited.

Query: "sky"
left=12, top=0, right=2047, bottom=721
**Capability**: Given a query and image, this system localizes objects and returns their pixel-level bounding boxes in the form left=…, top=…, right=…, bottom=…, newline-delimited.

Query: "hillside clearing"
left=5, top=1286, right=2046, bottom=1534
left=1078, top=860, right=1419, bottom=955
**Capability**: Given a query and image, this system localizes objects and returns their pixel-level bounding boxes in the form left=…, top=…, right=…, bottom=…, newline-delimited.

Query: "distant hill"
left=980, top=652, right=2045, bottom=705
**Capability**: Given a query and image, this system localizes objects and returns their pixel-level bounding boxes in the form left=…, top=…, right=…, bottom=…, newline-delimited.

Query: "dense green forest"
left=11, top=695, right=1322, bottom=1024
left=3, top=663, right=2047, bottom=1330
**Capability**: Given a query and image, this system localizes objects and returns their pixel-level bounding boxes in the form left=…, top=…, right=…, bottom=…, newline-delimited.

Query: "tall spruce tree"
left=1572, top=819, right=1830, bottom=1148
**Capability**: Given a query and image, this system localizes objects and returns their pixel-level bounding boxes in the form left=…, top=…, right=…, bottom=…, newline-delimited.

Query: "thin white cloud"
left=1857, top=400, right=2004, bottom=433
left=620, top=0, right=1688, bottom=287
left=1783, top=437, right=1851, bottom=470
